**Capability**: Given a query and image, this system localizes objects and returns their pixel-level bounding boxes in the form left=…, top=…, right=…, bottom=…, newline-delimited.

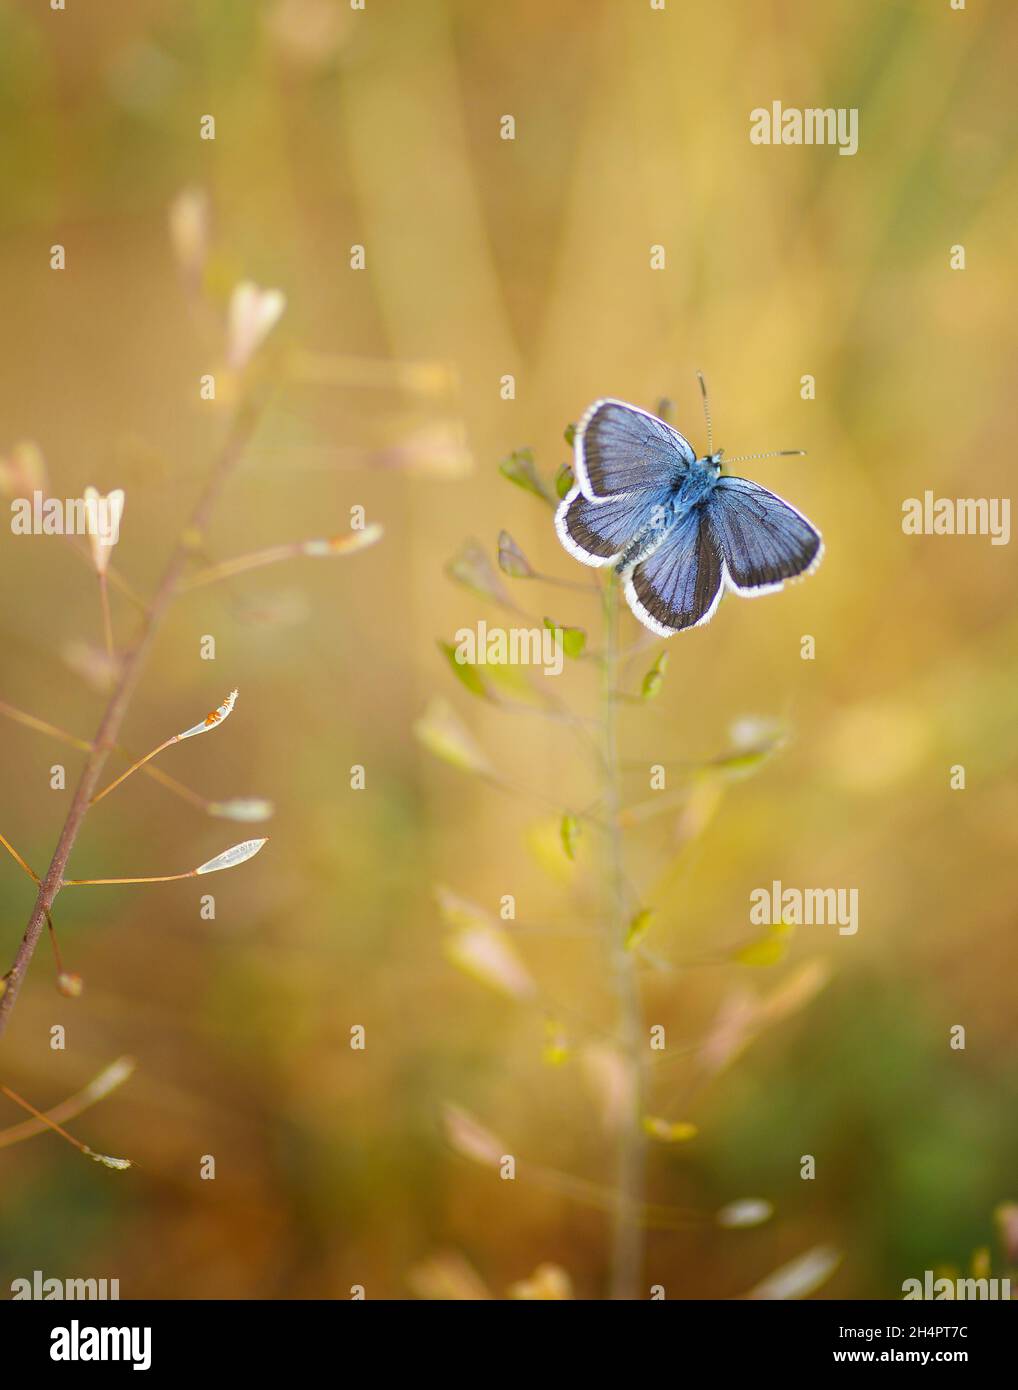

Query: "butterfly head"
left=699, top=450, right=724, bottom=478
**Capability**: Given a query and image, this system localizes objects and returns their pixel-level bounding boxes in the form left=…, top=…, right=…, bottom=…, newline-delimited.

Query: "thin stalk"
left=98, top=572, right=114, bottom=662
left=599, top=573, right=647, bottom=1300
left=63, top=870, right=196, bottom=887
left=45, top=912, right=64, bottom=973
left=0, top=397, right=265, bottom=1041
left=0, top=1056, right=135, bottom=1151
left=0, top=832, right=38, bottom=884
left=0, top=1082, right=131, bottom=1169
left=90, top=736, right=177, bottom=806
left=0, top=1083, right=92, bottom=1155
left=179, top=541, right=302, bottom=589
left=139, top=762, right=209, bottom=810
left=0, top=700, right=91, bottom=752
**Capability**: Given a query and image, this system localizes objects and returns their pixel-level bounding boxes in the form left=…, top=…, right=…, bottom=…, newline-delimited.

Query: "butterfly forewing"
left=707, top=476, right=822, bottom=592
left=575, top=399, right=695, bottom=501
left=624, top=509, right=723, bottom=634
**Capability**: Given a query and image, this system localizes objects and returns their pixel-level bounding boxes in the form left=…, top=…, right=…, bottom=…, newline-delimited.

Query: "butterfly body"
left=554, top=398, right=822, bottom=636
left=613, top=457, right=717, bottom=571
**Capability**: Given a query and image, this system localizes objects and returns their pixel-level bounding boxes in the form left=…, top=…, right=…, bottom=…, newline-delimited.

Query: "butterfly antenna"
left=723, top=448, right=807, bottom=465
left=695, top=371, right=713, bottom=454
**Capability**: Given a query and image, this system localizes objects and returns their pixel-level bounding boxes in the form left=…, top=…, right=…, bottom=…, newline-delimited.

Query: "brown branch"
left=0, top=398, right=264, bottom=1042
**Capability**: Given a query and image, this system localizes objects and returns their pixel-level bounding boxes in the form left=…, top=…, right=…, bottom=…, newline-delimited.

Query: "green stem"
left=600, top=573, right=647, bottom=1299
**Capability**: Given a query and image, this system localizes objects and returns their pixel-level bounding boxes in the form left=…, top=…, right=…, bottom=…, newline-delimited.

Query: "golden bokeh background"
left=1, top=0, right=1016, bottom=1299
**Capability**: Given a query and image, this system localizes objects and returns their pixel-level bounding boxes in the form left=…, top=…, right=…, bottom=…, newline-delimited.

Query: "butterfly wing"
left=555, top=483, right=674, bottom=567
left=623, top=507, right=723, bottom=634
left=575, top=399, right=696, bottom=501
left=707, top=476, right=822, bottom=594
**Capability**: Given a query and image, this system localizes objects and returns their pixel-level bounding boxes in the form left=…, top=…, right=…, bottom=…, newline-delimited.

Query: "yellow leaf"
left=735, top=920, right=793, bottom=966
left=735, top=937, right=789, bottom=967
left=625, top=908, right=654, bottom=950
left=560, top=813, right=580, bottom=861
left=526, top=819, right=576, bottom=882
left=643, top=1116, right=698, bottom=1143
left=542, top=1020, right=569, bottom=1066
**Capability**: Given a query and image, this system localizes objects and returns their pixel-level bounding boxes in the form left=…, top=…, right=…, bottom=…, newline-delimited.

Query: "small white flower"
left=301, top=524, right=384, bottom=557
left=82, top=487, right=125, bottom=574
left=227, top=281, right=286, bottom=370
left=177, top=689, right=238, bottom=740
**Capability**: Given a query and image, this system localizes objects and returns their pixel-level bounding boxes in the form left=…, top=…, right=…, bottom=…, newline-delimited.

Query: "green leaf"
left=563, top=422, right=576, bottom=447
left=554, top=463, right=574, bottom=499
left=497, top=530, right=534, bottom=579
left=710, top=747, right=779, bottom=779
left=438, top=640, right=490, bottom=700
left=641, top=650, right=669, bottom=700
left=498, top=447, right=550, bottom=503
left=625, top=907, right=654, bottom=950
left=544, top=617, right=586, bottom=658
left=559, top=813, right=580, bottom=861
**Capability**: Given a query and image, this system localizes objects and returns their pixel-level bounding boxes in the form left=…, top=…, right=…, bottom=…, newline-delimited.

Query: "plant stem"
left=600, top=573, right=647, bottom=1299
left=90, top=736, right=177, bottom=806
left=98, top=572, right=114, bottom=662
left=62, top=870, right=197, bottom=887
left=0, top=398, right=264, bottom=1042
left=0, top=832, right=38, bottom=884
left=0, top=1082, right=91, bottom=1154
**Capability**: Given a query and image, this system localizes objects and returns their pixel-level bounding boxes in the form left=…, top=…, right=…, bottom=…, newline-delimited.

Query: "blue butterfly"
left=554, top=389, right=823, bottom=635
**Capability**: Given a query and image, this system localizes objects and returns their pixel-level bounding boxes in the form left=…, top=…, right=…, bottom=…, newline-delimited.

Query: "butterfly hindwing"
left=555, top=483, right=674, bottom=567
left=707, top=476, right=822, bottom=593
left=575, top=399, right=696, bottom=501
left=624, top=508, right=723, bottom=634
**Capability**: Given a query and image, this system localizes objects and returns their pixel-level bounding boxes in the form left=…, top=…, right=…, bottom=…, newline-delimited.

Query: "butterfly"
left=554, top=388, right=823, bottom=635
